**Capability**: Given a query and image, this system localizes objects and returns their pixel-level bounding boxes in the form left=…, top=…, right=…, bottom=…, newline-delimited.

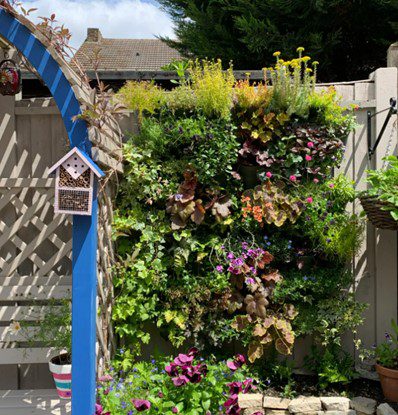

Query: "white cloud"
left=23, top=0, right=174, bottom=49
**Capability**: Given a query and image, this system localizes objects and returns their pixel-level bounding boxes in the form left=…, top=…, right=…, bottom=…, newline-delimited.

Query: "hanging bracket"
left=367, top=97, right=397, bottom=160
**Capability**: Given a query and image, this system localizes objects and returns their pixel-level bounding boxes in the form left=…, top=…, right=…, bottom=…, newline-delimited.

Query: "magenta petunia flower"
left=289, top=175, right=297, bottom=182
left=306, top=197, right=313, bottom=204
left=132, top=399, right=151, bottom=412
left=305, top=155, right=312, bottom=161
left=307, top=142, right=314, bottom=148
left=216, top=265, right=224, bottom=272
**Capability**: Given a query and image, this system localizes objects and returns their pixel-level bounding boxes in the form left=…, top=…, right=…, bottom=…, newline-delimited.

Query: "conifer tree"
left=159, top=0, right=398, bottom=81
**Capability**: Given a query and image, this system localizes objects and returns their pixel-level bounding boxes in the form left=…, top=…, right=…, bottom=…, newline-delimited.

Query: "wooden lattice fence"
left=0, top=92, right=116, bottom=388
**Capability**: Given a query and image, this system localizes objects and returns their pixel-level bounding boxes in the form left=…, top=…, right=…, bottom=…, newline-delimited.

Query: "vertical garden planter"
left=49, top=354, right=72, bottom=399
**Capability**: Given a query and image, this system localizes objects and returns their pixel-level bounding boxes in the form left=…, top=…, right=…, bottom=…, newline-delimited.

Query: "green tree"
left=159, top=0, right=398, bottom=81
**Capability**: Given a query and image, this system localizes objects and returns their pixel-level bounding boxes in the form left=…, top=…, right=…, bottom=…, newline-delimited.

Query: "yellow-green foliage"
left=308, top=86, right=354, bottom=128
left=116, top=81, right=165, bottom=118
left=188, top=59, right=235, bottom=119
left=234, top=79, right=272, bottom=110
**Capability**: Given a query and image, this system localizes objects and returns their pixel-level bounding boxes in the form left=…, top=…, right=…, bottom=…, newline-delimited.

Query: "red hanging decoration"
left=0, top=59, right=21, bottom=96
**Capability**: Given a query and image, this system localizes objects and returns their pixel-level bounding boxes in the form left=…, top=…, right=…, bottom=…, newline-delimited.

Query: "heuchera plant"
left=216, top=243, right=297, bottom=362
left=241, top=182, right=303, bottom=227
left=96, top=349, right=257, bottom=415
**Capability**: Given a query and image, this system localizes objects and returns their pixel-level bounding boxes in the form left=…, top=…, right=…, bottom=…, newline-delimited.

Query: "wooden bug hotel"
left=49, top=147, right=104, bottom=216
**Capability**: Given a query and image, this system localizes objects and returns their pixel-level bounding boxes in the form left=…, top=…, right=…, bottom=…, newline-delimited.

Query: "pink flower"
left=266, top=171, right=272, bottom=178
left=172, top=407, right=179, bottom=413
left=216, top=265, right=224, bottom=273
left=165, top=363, right=179, bottom=377
left=305, top=155, right=312, bottom=161
left=289, top=175, right=297, bottom=182
left=132, top=399, right=151, bottom=412
left=307, top=142, right=314, bottom=148
left=329, top=183, right=335, bottom=188
left=172, top=375, right=190, bottom=387
left=174, top=353, right=194, bottom=366
left=98, top=374, right=113, bottom=382
left=306, top=197, right=313, bottom=204
left=227, top=354, right=246, bottom=371
left=313, top=178, right=319, bottom=184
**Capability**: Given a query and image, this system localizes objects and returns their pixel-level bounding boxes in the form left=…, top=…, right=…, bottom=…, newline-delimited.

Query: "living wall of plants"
left=113, top=51, right=366, bottom=386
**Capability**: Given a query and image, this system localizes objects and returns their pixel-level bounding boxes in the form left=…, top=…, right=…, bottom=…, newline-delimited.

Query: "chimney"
left=86, top=28, right=102, bottom=43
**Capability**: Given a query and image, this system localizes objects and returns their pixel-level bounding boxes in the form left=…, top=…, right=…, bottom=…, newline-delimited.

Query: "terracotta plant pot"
left=49, top=353, right=72, bottom=399
left=376, top=363, right=398, bottom=402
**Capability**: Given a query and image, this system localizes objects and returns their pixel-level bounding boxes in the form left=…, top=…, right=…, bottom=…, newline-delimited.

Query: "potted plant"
left=22, top=300, right=72, bottom=399
left=360, top=156, right=398, bottom=230
left=374, top=320, right=398, bottom=402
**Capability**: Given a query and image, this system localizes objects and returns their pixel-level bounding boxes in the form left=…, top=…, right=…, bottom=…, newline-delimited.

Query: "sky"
left=23, top=0, right=174, bottom=49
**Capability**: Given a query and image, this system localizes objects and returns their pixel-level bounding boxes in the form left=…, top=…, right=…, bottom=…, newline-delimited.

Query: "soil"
left=262, top=375, right=398, bottom=411
left=51, top=353, right=71, bottom=365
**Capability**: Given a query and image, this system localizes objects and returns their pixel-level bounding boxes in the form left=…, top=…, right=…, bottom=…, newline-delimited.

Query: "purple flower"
left=227, top=252, right=235, bottom=260
left=216, top=265, right=224, bottom=273
left=172, top=407, right=179, bottom=414
left=245, top=277, right=255, bottom=285
left=132, top=399, right=151, bottom=412
left=175, top=193, right=183, bottom=201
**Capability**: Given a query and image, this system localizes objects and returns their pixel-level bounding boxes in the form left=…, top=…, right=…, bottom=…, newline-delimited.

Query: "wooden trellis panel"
left=0, top=91, right=117, bottom=389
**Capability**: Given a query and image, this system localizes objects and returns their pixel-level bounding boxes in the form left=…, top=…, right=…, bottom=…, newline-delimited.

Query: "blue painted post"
left=71, top=181, right=98, bottom=415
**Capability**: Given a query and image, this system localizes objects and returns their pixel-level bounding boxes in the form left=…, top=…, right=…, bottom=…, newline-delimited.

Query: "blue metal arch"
left=0, top=8, right=98, bottom=414
left=0, top=8, right=91, bottom=153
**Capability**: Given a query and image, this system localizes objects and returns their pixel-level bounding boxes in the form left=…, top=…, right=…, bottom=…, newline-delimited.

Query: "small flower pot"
left=376, top=363, right=398, bottom=402
left=49, top=353, right=72, bottom=399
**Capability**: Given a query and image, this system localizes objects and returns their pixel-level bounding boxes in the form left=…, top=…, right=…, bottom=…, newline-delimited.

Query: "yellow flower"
left=312, top=61, right=319, bottom=66
left=302, top=56, right=311, bottom=62
left=296, top=47, right=305, bottom=53
left=273, top=51, right=281, bottom=57
left=305, top=68, right=313, bottom=73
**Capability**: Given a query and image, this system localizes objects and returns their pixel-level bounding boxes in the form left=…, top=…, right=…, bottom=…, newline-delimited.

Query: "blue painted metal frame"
left=0, top=8, right=97, bottom=414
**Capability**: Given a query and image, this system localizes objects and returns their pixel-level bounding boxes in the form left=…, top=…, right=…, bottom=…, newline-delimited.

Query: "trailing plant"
left=364, top=155, right=398, bottom=221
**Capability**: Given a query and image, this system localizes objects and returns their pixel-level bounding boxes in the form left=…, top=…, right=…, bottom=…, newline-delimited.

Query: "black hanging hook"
left=367, top=97, right=397, bottom=160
